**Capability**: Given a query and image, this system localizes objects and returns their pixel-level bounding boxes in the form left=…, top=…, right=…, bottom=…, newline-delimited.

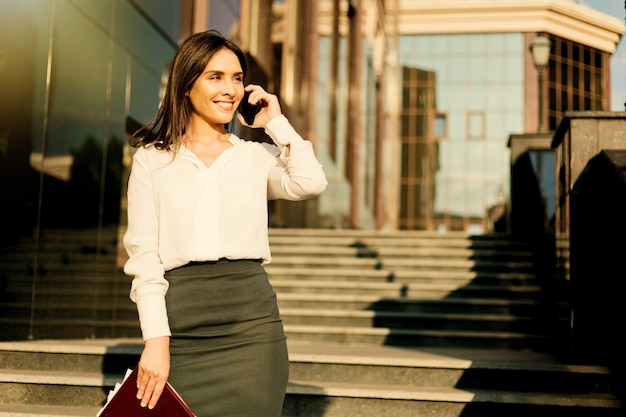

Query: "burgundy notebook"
left=97, top=366, right=196, bottom=417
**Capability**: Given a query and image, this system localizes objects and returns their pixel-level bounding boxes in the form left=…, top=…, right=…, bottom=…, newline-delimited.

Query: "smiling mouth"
left=216, top=101, right=235, bottom=110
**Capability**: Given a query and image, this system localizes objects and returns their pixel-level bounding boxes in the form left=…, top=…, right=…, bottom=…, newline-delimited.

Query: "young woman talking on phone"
left=122, top=30, right=327, bottom=417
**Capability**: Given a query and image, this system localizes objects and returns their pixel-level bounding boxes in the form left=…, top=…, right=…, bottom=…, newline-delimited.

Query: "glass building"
left=304, top=0, right=624, bottom=232
left=314, top=0, right=623, bottom=232
left=398, top=32, right=526, bottom=231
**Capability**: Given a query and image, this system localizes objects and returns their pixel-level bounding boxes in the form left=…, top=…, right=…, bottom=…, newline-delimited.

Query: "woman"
left=122, top=30, right=327, bottom=417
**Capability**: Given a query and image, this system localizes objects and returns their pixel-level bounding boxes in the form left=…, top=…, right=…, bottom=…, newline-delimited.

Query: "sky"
left=579, top=0, right=626, bottom=110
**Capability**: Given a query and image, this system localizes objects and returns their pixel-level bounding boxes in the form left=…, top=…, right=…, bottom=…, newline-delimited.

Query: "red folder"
left=97, top=366, right=196, bottom=417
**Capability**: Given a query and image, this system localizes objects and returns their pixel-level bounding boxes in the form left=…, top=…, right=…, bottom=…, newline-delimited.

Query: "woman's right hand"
left=237, top=84, right=282, bottom=129
left=136, top=336, right=170, bottom=409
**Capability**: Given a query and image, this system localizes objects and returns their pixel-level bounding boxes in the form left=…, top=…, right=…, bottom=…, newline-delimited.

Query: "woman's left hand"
left=237, top=85, right=281, bottom=128
left=136, top=336, right=170, bottom=409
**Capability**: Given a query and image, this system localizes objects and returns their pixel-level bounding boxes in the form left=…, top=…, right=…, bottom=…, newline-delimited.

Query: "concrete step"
left=270, top=243, right=534, bottom=260
left=0, top=317, right=564, bottom=352
left=0, top=339, right=621, bottom=417
left=275, top=292, right=568, bottom=315
left=286, top=341, right=613, bottom=393
left=0, top=327, right=563, bottom=353
left=0, top=248, right=116, bottom=262
left=1, top=301, right=560, bottom=333
left=279, top=308, right=565, bottom=334
left=265, top=265, right=544, bottom=283
left=0, top=302, right=137, bottom=322
left=0, top=292, right=568, bottom=347
left=2, top=265, right=553, bottom=292
left=283, top=382, right=622, bottom=417
left=2, top=261, right=549, bottom=285
left=0, top=404, right=101, bottom=417
left=0, top=289, right=129, bottom=306
left=268, top=255, right=536, bottom=271
left=282, top=324, right=558, bottom=351
left=0, top=279, right=567, bottom=306
left=0, top=319, right=141, bottom=341
left=1, top=283, right=130, bottom=300
left=270, top=278, right=564, bottom=299
left=0, top=295, right=566, bottom=321
left=1, top=263, right=120, bottom=278
left=267, top=229, right=526, bottom=248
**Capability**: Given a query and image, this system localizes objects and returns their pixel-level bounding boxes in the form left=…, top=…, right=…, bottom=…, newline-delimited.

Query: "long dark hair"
left=131, top=30, right=247, bottom=150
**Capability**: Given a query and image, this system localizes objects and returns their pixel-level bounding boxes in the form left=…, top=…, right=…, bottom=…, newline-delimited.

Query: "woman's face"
left=187, top=48, right=245, bottom=128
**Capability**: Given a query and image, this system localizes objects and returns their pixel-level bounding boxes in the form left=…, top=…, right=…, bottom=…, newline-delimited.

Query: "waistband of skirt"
left=186, top=258, right=262, bottom=266
left=166, top=258, right=263, bottom=273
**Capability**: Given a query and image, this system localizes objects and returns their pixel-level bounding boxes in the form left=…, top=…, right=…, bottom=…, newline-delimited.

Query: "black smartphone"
left=238, top=91, right=260, bottom=125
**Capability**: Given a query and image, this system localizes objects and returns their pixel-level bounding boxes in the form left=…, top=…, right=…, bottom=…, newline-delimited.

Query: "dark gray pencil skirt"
left=164, top=259, right=289, bottom=417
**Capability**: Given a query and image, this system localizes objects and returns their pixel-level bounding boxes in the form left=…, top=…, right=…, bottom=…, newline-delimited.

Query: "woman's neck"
left=185, top=120, right=229, bottom=144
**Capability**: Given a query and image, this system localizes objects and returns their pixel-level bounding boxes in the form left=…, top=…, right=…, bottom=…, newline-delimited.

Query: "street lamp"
left=530, top=33, right=551, bottom=132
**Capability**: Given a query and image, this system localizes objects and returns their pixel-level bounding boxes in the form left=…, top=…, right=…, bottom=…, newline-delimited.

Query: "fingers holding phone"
left=237, top=85, right=281, bottom=127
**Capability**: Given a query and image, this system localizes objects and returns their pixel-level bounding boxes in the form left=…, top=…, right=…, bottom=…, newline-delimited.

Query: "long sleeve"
left=263, top=115, right=328, bottom=200
left=123, top=148, right=171, bottom=341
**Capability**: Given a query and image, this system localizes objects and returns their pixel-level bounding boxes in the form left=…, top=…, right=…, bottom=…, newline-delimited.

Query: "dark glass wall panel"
left=0, top=0, right=178, bottom=341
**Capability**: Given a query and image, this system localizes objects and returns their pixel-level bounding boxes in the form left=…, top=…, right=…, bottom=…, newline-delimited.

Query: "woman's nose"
left=222, top=80, right=236, bottom=95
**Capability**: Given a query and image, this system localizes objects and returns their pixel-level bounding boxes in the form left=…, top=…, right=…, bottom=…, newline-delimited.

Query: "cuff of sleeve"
left=264, top=114, right=301, bottom=148
left=137, top=292, right=171, bottom=341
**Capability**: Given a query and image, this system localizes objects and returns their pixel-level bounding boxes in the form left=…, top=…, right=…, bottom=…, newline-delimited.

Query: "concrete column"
left=382, top=0, right=401, bottom=230
left=346, top=0, right=362, bottom=228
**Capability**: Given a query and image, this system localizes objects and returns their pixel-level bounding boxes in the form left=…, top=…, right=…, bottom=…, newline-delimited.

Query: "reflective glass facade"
left=399, top=33, right=524, bottom=231
left=0, top=0, right=179, bottom=340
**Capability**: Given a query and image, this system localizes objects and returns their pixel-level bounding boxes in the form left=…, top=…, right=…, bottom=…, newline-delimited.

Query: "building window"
left=548, top=35, right=607, bottom=130
left=467, top=111, right=485, bottom=140
left=434, top=113, right=447, bottom=139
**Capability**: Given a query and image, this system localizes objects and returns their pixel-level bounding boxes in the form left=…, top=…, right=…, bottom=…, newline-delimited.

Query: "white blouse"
left=123, top=115, right=327, bottom=340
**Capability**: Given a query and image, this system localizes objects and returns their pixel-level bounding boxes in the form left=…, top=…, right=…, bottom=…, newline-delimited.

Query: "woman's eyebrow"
left=203, top=70, right=244, bottom=77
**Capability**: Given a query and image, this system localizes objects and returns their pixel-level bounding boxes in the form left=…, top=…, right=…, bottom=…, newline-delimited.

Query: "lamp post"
left=530, top=33, right=551, bottom=132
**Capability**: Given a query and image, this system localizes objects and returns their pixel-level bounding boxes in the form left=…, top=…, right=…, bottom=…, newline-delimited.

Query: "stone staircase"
left=0, top=227, right=623, bottom=416
left=268, top=229, right=568, bottom=351
left=0, top=227, right=138, bottom=341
